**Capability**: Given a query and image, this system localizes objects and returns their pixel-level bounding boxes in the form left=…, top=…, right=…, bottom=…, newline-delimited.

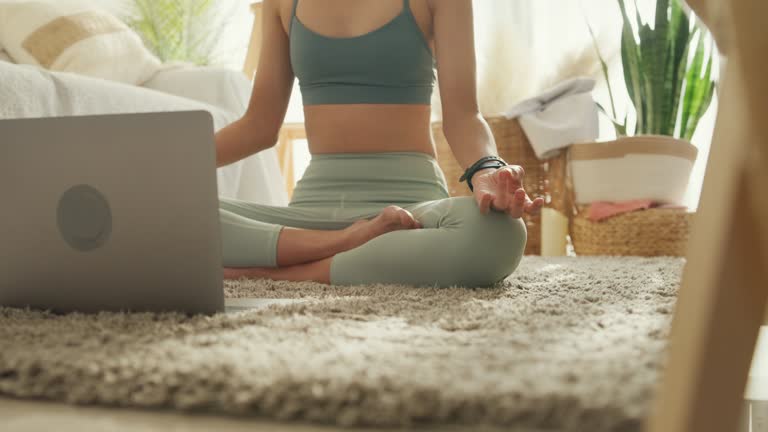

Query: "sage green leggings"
left=219, top=152, right=526, bottom=287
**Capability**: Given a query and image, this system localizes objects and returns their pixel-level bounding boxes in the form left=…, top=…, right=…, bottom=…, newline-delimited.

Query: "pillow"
left=0, top=0, right=160, bottom=84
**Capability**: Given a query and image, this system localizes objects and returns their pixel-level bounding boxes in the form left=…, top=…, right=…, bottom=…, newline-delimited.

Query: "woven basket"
left=562, top=138, right=695, bottom=257
left=431, top=116, right=568, bottom=255
left=570, top=205, right=694, bottom=256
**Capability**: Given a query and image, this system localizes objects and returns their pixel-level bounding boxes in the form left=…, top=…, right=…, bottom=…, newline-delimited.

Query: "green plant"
left=588, top=0, right=717, bottom=140
left=126, top=0, right=234, bottom=65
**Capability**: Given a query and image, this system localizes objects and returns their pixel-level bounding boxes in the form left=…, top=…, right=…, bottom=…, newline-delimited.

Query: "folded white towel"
left=504, top=77, right=599, bottom=160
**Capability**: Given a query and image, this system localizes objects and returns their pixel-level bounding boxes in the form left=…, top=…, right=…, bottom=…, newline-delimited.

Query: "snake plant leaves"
left=597, top=102, right=628, bottom=136
left=680, top=32, right=705, bottom=141
left=619, top=1, right=645, bottom=135
left=681, top=37, right=715, bottom=140
left=589, top=0, right=717, bottom=140
left=666, top=1, right=691, bottom=137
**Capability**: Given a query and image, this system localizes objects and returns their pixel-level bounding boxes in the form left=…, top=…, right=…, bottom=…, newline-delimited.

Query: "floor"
left=0, top=298, right=507, bottom=432
left=2, top=317, right=765, bottom=432
left=745, top=401, right=768, bottom=432
left=0, top=398, right=504, bottom=432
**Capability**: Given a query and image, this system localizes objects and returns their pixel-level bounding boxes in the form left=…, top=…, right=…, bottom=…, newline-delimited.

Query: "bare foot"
left=223, top=267, right=268, bottom=280
left=344, top=205, right=422, bottom=250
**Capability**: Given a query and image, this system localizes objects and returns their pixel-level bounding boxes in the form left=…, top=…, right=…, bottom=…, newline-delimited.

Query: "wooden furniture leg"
left=646, top=1, right=768, bottom=431
left=274, top=123, right=307, bottom=198
left=275, top=133, right=294, bottom=198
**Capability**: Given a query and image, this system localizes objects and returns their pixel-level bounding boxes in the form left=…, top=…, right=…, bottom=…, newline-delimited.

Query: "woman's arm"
left=216, top=0, right=295, bottom=167
left=432, top=0, right=542, bottom=217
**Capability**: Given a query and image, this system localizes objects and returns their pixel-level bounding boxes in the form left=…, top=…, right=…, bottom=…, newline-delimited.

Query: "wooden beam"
left=684, top=0, right=732, bottom=55
left=645, top=0, right=768, bottom=431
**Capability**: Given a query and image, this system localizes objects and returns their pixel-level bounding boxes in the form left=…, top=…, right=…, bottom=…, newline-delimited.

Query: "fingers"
left=497, top=166, right=523, bottom=186
left=500, top=188, right=524, bottom=218
left=499, top=167, right=524, bottom=214
left=514, top=188, right=527, bottom=204
left=505, top=189, right=547, bottom=218
left=524, top=197, right=545, bottom=216
left=481, top=166, right=541, bottom=217
left=503, top=165, right=525, bottom=182
left=478, top=192, right=493, bottom=215
left=505, top=169, right=517, bottom=195
left=511, top=165, right=525, bottom=182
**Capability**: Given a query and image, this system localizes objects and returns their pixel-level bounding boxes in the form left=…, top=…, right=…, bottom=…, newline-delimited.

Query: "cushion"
left=0, top=0, right=160, bottom=84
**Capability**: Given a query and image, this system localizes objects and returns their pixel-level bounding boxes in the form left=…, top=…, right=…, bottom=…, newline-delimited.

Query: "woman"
left=216, top=0, right=544, bottom=287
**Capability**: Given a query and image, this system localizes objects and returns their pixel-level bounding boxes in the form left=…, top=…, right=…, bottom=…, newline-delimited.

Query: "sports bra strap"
left=289, top=0, right=299, bottom=34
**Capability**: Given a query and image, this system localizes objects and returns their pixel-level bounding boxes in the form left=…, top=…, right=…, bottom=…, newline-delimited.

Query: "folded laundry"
left=588, top=200, right=688, bottom=222
left=588, top=200, right=655, bottom=222
left=504, top=77, right=599, bottom=160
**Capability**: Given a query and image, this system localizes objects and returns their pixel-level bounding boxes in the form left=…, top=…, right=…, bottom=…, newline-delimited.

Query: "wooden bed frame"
left=243, top=2, right=768, bottom=431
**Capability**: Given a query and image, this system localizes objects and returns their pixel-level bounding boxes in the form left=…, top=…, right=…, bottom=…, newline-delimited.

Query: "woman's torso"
left=278, top=0, right=436, bottom=156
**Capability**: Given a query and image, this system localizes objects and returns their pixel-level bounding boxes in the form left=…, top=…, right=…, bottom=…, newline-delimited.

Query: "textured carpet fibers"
left=0, top=257, right=683, bottom=431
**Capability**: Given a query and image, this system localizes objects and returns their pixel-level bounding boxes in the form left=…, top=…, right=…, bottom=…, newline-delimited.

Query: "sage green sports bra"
left=289, top=0, right=436, bottom=105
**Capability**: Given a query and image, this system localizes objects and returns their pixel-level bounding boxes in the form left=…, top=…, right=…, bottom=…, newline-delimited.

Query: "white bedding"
left=0, top=61, right=288, bottom=205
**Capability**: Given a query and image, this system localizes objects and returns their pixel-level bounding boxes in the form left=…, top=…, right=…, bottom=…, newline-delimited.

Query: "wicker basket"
left=431, top=116, right=568, bottom=255
left=562, top=138, right=696, bottom=257
left=570, top=205, right=694, bottom=256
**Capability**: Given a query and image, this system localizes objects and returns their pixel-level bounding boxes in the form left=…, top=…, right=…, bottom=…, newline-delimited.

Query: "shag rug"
left=0, top=257, right=683, bottom=432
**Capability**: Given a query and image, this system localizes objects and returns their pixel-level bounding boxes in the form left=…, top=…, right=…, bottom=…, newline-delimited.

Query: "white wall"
left=211, top=0, right=255, bottom=69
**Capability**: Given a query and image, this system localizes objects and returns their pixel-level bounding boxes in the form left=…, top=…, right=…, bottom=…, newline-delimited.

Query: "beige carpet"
left=0, top=257, right=683, bottom=431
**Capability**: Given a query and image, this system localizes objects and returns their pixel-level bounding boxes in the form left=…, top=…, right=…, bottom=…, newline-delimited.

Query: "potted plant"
left=572, top=0, right=716, bottom=205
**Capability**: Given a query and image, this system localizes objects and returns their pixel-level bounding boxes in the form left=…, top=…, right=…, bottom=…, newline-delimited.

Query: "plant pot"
left=569, top=135, right=698, bottom=205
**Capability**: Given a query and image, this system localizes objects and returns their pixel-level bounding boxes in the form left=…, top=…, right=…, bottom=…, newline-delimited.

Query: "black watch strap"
left=459, top=156, right=508, bottom=191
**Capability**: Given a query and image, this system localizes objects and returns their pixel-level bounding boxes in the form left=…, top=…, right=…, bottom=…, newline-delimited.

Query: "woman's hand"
left=472, top=166, right=545, bottom=218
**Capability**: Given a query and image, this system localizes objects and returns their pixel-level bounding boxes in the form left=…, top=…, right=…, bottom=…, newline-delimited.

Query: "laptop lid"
left=0, top=111, right=224, bottom=314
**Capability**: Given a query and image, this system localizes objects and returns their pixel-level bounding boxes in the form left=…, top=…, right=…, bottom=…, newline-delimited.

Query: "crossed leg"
left=221, top=197, right=527, bottom=287
left=222, top=205, right=421, bottom=283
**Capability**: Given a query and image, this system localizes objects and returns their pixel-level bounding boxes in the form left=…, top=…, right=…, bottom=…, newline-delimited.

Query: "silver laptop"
left=0, top=111, right=253, bottom=315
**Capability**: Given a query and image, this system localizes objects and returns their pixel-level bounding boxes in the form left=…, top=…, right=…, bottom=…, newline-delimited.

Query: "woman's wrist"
left=460, top=156, right=508, bottom=191
left=470, top=167, right=498, bottom=184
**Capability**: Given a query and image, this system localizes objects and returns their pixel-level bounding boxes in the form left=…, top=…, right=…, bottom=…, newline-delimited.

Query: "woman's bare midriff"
left=303, top=104, right=435, bottom=156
